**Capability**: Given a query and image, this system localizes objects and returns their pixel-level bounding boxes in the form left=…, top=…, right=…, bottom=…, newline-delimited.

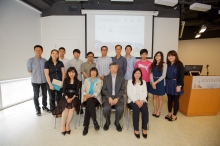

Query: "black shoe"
left=36, top=110, right=41, bottom=116
left=103, top=123, right=109, bottom=131
left=114, top=121, right=122, bottom=132
left=61, top=131, right=66, bottom=136
left=42, top=107, right=51, bottom=113
left=66, top=130, right=71, bottom=134
left=165, top=115, right=171, bottom=120
left=152, top=113, right=156, bottom=117
left=93, top=121, right=100, bottom=131
left=134, top=132, right=140, bottom=139
left=168, top=117, right=177, bottom=121
left=83, top=126, right=89, bottom=136
left=142, top=132, right=147, bottom=139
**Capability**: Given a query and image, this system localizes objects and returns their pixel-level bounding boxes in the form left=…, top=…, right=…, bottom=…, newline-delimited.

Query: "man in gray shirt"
left=27, top=45, right=50, bottom=116
left=81, top=52, right=96, bottom=80
left=67, top=49, right=83, bottom=114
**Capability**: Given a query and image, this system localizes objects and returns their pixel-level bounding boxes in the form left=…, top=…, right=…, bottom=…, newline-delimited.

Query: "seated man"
left=102, top=62, right=125, bottom=132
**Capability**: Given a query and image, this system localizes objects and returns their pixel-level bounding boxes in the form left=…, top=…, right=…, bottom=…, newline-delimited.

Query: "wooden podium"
left=179, top=76, right=220, bottom=116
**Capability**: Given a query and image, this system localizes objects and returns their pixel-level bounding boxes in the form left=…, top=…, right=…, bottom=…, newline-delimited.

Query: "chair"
left=78, top=102, right=102, bottom=127
left=126, top=103, right=149, bottom=130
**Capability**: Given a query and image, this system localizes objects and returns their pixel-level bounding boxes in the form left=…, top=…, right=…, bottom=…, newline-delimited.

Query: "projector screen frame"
left=84, top=11, right=156, bottom=59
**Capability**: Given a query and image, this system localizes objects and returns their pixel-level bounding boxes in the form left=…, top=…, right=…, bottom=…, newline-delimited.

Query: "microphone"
left=206, top=64, right=209, bottom=76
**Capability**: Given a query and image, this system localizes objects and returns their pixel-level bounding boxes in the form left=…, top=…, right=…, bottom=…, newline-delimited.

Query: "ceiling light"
left=199, top=25, right=207, bottom=33
left=155, top=0, right=178, bottom=7
left=190, top=3, right=211, bottom=12
left=195, top=33, right=201, bottom=38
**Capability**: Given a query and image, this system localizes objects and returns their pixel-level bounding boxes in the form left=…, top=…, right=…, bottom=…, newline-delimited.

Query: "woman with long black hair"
left=149, top=51, right=167, bottom=118
left=54, top=67, right=80, bottom=135
left=165, top=50, right=184, bottom=121
left=127, top=68, right=148, bottom=139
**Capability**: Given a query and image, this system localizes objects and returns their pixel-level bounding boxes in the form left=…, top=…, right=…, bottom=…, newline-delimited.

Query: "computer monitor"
left=184, top=65, right=203, bottom=76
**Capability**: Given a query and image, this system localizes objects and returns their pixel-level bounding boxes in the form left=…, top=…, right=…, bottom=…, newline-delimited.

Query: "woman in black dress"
left=54, top=67, right=80, bottom=135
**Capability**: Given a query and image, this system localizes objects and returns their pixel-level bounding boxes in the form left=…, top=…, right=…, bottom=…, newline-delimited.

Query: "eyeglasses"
left=87, top=56, right=94, bottom=57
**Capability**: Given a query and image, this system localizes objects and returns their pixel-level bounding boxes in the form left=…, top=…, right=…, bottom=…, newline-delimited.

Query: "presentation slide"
left=86, top=13, right=153, bottom=58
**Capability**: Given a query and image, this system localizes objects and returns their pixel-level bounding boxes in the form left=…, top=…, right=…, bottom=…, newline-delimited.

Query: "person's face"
left=110, top=65, right=118, bottom=74
left=134, top=70, right=141, bottom=79
left=90, top=71, right=97, bottom=78
left=73, top=52, right=80, bottom=59
left=51, top=51, right=59, bottom=60
left=155, top=53, right=161, bottom=61
left=34, top=47, right=43, bottom=57
left=141, top=53, right=148, bottom=60
left=115, top=46, right=122, bottom=55
left=101, top=47, right=108, bottom=56
left=87, top=54, right=94, bottom=62
left=59, top=49, right=65, bottom=57
left=168, top=55, right=175, bottom=62
left=125, top=47, right=132, bottom=54
left=68, top=70, right=75, bottom=79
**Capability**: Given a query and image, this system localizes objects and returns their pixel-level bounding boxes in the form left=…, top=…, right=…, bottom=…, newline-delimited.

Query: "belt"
left=166, top=77, right=176, bottom=80
left=66, top=89, right=76, bottom=94
left=153, top=76, right=161, bottom=78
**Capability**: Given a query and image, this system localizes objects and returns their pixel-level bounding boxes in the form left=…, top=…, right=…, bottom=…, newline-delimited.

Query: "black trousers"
left=78, top=81, right=82, bottom=101
left=83, top=98, right=99, bottom=126
left=103, top=100, right=124, bottom=126
left=167, top=94, right=180, bottom=115
left=47, top=84, right=62, bottom=112
left=32, top=83, right=47, bottom=111
left=129, top=102, right=148, bottom=131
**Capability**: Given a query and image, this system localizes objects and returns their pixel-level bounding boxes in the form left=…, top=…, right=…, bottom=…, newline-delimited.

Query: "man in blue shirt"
left=124, top=45, right=136, bottom=81
left=27, top=45, right=50, bottom=116
left=112, top=45, right=127, bottom=77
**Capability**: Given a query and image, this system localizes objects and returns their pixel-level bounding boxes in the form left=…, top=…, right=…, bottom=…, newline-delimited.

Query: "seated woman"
left=81, top=67, right=103, bottom=136
left=54, top=67, right=80, bottom=135
left=127, top=68, right=148, bottom=139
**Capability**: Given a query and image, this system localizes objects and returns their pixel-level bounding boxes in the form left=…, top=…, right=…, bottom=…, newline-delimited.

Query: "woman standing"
left=54, top=67, right=80, bottom=135
left=165, top=50, right=184, bottom=121
left=149, top=51, right=167, bottom=118
left=44, top=49, right=65, bottom=113
left=127, top=68, right=148, bottom=139
left=81, top=67, right=103, bottom=136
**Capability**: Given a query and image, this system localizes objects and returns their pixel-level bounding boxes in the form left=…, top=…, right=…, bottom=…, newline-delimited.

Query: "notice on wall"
left=192, top=76, right=220, bottom=89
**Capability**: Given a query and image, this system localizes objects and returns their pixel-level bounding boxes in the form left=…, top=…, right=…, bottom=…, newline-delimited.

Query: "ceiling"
left=21, top=0, right=220, bottom=40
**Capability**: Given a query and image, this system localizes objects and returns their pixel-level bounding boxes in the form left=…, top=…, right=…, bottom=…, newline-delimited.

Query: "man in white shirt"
left=59, top=47, right=69, bottom=72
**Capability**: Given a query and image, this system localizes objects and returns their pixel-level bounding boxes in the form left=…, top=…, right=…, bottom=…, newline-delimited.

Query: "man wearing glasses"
left=81, top=52, right=96, bottom=80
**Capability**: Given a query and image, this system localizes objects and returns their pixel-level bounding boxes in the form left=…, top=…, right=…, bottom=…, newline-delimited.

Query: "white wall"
left=179, top=38, right=220, bottom=75
left=41, top=16, right=86, bottom=61
left=152, top=17, right=179, bottom=62
left=41, top=16, right=179, bottom=62
left=0, top=0, right=42, bottom=81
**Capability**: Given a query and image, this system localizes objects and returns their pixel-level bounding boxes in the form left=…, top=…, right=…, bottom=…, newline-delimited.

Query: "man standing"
left=102, top=62, right=125, bottom=132
left=96, top=46, right=112, bottom=80
left=81, top=52, right=96, bottom=80
left=135, top=49, right=152, bottom=101
left=67, top=49, right=83, bottom=114
left=58, top=47, right=69, bottom=71
left=27, top=45, right=50, bottom=116
left=112, top=45, right=127, bottom=77
left=124, top=45, right=136, bottom=104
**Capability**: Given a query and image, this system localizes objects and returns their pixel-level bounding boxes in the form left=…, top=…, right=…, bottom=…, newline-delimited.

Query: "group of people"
left=27, top=44, right=184, bottom=139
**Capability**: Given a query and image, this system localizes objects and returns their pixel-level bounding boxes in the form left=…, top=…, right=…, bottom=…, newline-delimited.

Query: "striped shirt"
left=96, top=56, right=112, bottom=77
left=27, top=56, right=47, bottom=84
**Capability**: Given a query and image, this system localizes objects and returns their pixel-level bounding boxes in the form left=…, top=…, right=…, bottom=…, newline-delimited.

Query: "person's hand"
left=60, top=83, right=63, bottom=89
left=139, top=101, right=144, bottom=107
left=113, top=98, right=119, bottom=105
left=108, top=98, right=114, bottom=106
left=67, top=98, right=72, bottom=103
left=135, top=100, right=141, bottom=108
left=152, top=85, right=157, bottom=90
left=49, top=85, right=54, bottom=90
left=176, top=86, right=181, bottom=92
left=100, top=76, right=104, bottom=80
left=83, top=95, right=88, bottom=101
left=151, top=82, right=156, bottom=87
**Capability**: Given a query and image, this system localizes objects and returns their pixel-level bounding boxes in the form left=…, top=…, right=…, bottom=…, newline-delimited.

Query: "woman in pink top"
left=135, top=49, right=152, bottom=101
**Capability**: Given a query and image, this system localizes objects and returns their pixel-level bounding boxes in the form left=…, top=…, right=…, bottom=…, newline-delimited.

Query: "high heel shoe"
left=61, top=131, right=66, bottom=136
left=168, top=117, right=177, bottom=121
left=142, top=132, right=147, bottom=139
left=66, top=130, right=71, bottom=134
left=134, top=132, right=140, bottom=139
left=155, top=112, right=160, bottom=118
left=152, top=113, right=156, bottom=117
left=165, top=115, right=171, bottom=120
